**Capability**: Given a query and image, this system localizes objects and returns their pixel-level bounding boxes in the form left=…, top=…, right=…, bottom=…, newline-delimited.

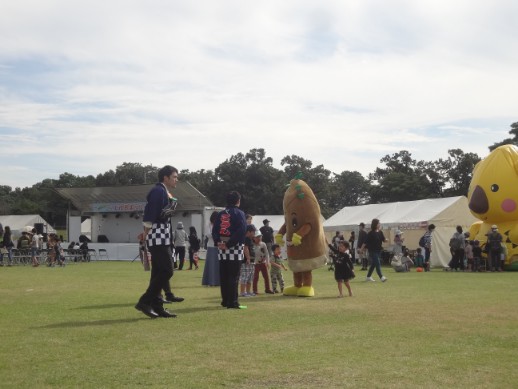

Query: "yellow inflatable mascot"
left=468, top=144, right=518, bottom=270
left=275, top=175, right=327, bottom=296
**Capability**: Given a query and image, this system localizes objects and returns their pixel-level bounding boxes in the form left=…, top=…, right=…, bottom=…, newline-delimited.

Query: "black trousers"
left=219, top=260, right=242, bottom=308
left=175, top=246, right=186, bottom=270
left=139, top=245, right=173, bottom=307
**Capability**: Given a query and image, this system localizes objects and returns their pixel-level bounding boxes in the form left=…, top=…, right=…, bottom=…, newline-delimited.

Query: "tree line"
left=1, top=122, right=517, bottom=229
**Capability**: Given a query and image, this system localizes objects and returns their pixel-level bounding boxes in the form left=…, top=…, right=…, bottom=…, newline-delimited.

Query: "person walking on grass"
left=360, top=218, right=388, bottom=282
left=135, top=165, right=181, bottom=319
left=187, top=226, right=201, bottom=270
left=327, top=240, right=355, bottom=297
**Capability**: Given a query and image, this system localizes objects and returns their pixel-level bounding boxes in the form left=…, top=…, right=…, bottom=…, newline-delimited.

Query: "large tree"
left=431, top=149, right=481, bottom=197
left=489, top=122, right=518, bottom=151
left=95, top=162, right=158, bottom=186
left=327, top=171, right=371, bottom=212
left=369, top=150, right=435, bottom=203
left=211, top=149, right=286, bottom=214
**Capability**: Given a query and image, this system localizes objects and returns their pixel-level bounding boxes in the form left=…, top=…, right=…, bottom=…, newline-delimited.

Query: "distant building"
left=56, top=183, right=214, bottom=244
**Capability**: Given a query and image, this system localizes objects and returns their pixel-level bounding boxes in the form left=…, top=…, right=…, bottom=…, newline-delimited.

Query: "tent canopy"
left=0, top=214, right=56, bottom=237
left=323, top=196, right=478, bottom=268
left=252, top=214, right=326, bottom=234
left=250, top=215, right=286, bottom=233
left=324, top=196, right=475, bottom=231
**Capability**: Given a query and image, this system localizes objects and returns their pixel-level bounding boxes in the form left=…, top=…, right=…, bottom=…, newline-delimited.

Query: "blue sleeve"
left=212, top=212, right=222, bottom=244
left=143, top=185, right=166, bottom=223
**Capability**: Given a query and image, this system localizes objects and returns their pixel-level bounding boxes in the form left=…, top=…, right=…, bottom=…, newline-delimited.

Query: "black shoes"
left=165, top=294, right=184, bottom=303
left=156, top=308, right=177, bottom=318
left=135, top=302, right=159, bottom=319
left=158, top=296, right=172, bottom=304
left=135, top=302, right=178, bottom=318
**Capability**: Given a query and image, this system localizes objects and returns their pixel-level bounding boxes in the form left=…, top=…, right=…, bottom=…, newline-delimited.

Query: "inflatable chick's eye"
left=275, top=174, right=327, bottom=296
left=467, top=144, right=518, bottom=270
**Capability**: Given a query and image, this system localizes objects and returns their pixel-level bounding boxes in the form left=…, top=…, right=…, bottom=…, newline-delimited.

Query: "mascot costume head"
left=468, top=144, right=518, bottom=270
left=275, top=174, right=327, bottom=296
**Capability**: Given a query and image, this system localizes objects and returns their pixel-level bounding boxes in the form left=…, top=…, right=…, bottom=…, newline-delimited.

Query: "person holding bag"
left=187, top=226, right=201, bottom=270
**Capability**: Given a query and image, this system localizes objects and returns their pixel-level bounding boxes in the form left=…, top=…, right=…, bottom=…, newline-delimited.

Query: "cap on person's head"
left=491, top=224, right=498, bottom=230
left=395, top=230, right=403, bottom=235
left=226, top=191, right=241, bottom=206
left=254, top=230, right=262, bottom=238
left=177, top=221, right=184, bottom=229
left=263, top=219, right=270, bottom=225
left=246, top=224, right=257, bottom=232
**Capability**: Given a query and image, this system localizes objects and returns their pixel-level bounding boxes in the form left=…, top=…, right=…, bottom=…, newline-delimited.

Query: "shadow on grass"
left=75, top=303, right=135, bottom=310
left=32, top=317, right=148, bottom=329
left=77, top=301, right=231, bottom=314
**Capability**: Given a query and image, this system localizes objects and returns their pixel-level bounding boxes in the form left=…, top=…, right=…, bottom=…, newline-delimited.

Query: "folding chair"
left=87, top=249, right=98, bottom=261
left=98, top=249, right=109, bottom=260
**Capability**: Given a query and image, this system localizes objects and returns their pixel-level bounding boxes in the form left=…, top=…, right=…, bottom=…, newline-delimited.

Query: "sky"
left=1, top=0, right=517, bottom=189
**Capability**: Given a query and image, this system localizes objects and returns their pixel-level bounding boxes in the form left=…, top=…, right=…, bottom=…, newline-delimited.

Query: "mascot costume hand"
left=277, top=174, right=327, bottom=297
left=468, top=144, right=518, bottom=270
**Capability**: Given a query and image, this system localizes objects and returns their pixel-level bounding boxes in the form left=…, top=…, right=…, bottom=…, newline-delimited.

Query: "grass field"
left=0, top=260, right=517, bottom=389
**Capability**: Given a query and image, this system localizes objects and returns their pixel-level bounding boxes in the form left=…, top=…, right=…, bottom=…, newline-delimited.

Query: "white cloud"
left=0, top=1, right=517, bottom=188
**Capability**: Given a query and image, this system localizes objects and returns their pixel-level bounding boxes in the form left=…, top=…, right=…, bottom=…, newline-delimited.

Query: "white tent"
left=252, top=214, right=326, bottom=234
left=250, top=215, right=286, bottom=233
left=323, top=196, right=478, bottom=268
left=0, top=214, right=56, bottom=237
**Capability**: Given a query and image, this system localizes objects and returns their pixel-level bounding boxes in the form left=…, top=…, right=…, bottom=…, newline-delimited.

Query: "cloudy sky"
left=1, top=0, right=516, bottom=189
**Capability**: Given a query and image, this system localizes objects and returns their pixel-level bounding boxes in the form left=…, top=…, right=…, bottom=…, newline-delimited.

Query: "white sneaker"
left=381, top=276, right=387, bottom=282
left=366, top=276, right=375, bottom=282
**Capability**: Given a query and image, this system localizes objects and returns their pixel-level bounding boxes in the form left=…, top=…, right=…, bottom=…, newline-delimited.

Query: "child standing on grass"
left=472, top=240, right=482, bottom=272
left=270, top=244, right=287, bottom=293
left=414, top=247, right=425, bottom=268
left=327, top=240, right=355, bottom=297
left=465, top=240, right=474, bottom=272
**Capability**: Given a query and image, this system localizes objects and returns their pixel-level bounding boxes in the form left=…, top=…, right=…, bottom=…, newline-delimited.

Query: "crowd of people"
left=329, top=219, right=508, bottom=276
left=131, top=163, right=510, bottom=320
left=3, top=165, right=509, bottom=323
left=444, top=224, right=504, bottom=272
left=0, top=223, right=94, bottom=268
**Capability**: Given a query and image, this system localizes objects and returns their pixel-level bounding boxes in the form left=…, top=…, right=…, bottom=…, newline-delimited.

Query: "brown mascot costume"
left=275, top=175, right=327, bottom=297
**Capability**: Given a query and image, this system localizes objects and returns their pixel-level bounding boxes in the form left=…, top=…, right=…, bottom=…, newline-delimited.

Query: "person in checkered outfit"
left=212, top=191, right=247, bottom=309
left=135, top=165, right=180, bottom=319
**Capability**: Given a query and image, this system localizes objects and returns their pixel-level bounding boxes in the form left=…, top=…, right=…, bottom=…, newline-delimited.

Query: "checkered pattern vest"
left=147, top=222, right=172, bottom=247
left=218, top=244, right=245, bottom=261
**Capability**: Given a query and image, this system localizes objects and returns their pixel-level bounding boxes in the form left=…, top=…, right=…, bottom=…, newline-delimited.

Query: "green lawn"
left=0, top=261, right=516, bottom=388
